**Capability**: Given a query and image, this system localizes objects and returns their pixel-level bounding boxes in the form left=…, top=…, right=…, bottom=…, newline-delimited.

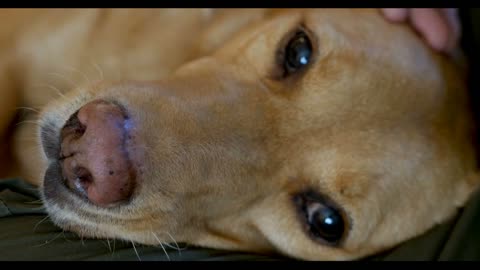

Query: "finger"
left=410, top=8, right=451, bottom=52
left=381, top=8, right=409, bottom=22
left=442, top=8, right=461, bottom=52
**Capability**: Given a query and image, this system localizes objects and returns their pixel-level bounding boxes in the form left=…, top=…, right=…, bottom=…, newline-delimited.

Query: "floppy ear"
left=454, top=171, right=480, bottom=208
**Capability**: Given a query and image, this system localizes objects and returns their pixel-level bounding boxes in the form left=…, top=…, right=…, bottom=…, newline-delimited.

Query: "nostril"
left=64, top=166, right=92, bottom=199
left=61, top=110, right=86, bottom=139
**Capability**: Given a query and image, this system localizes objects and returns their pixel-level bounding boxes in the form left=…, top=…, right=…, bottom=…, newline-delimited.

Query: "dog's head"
left=37, top=9, right=479, bottom=260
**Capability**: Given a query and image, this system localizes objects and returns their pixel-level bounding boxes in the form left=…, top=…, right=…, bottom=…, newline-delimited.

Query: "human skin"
left=381, top=8, right=460, bottom=54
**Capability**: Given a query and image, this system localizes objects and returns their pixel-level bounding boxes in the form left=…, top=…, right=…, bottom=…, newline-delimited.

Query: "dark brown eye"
left=284, top=31, right=313, bottom=75
left=294, top=191, right=345, bottom=245
left=307, top=202, right=344, bottom=243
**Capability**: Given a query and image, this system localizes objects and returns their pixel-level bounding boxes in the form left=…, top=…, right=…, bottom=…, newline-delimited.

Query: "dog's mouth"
left=41, top=99, right=139, bottom=209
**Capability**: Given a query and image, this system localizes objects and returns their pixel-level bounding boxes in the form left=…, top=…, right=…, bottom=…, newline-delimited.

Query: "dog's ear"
left=443, top=171, right=479, bottom=235
left=454, top=171, right=480, bottom=208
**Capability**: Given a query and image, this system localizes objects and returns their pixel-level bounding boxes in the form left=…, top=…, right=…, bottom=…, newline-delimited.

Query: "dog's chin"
left=43, top=198, right=165, bottom=246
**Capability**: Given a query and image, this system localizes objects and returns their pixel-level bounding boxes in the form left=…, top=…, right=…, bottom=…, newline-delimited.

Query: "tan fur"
left=0, top=8, right=478, bottom=260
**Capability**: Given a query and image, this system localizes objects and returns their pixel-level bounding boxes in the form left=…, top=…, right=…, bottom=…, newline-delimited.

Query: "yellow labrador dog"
left=0, top=8, right=478, bottom=260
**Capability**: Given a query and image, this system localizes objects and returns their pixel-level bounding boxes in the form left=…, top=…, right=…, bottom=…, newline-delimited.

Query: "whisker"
left=165, top=231, right=185, bottom=252
left=161, top=242, right=183, bottom=252
left=15, top=120, right=41, bottom=127
left=152, top=232, right=171, bottom=261
left=24, top=199, right=44, bottom=205
left=91, top=61, right=105, bottom=81
left=80, top=233, right=86, bottom=246
left=61, top=230, right=73, bottom=243
left=33, top=216, right=51, bottom=232
left=16, top=137, right=40, bottom=143
left=106, top=238, right=112, bottom=252
left=63, top=66, right=91, bottom=85
left=47, top=72, right=76, bottom=87
left=47, top=85, right=67, bottom=99
left=102, top=239, right=112, bottom=253
left=131, top=241, right=142, bottom=261
left=30, top=82, right=68, bottom=99
left=16, top=106, right=41, bottom=114
left=33, top=231, right=63, bottom=247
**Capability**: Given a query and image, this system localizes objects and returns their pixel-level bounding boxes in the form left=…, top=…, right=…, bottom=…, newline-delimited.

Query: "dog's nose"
left=59, top=100, right=136, bottom=207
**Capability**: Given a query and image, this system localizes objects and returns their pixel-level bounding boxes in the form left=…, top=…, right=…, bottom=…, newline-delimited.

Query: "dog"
left=0, top=8, right=478, bottom=260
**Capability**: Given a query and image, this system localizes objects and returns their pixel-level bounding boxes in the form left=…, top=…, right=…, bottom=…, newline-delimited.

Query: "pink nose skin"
left=59, top=100, right=136, bottom=207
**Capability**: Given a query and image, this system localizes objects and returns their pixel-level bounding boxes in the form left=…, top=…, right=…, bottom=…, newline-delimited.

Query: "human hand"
left=381, top=8, right=461, bottom=54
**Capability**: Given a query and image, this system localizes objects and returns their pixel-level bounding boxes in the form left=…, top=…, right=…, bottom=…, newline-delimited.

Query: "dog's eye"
left=307, top=202, right=344, bottom=243
left=294, top=192, right=345, bottom=245
left=283, top=30, right=313, bottom=75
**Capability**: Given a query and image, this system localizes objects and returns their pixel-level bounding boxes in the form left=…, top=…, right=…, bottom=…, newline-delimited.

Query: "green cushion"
left=1, top=178, right=480, bottom=261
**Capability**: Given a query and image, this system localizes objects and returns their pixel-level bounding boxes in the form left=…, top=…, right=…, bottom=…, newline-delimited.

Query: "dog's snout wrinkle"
left=59, top=100, right=137, bottom=208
